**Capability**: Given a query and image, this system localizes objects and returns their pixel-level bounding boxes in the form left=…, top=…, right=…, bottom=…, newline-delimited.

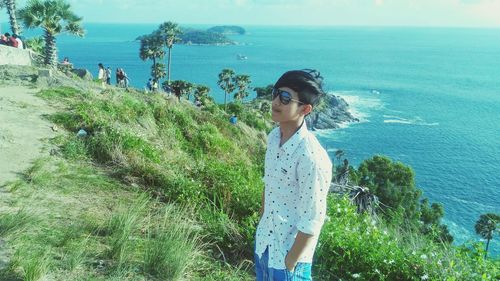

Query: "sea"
left=18, top=23, right=500, bottom=256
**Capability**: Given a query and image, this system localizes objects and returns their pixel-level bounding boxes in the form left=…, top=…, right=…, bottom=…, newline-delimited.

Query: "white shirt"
left=15, top=38, right=23, bottom=49
left=98, top=68, right=105, bottom=80
left=255, top=122, right=332, bottom=269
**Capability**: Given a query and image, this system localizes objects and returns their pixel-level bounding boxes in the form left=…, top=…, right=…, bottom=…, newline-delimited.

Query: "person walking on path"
left=254, top=69, right=332, bottom=281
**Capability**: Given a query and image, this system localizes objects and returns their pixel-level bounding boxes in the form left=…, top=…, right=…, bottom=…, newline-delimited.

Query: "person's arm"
left=285, top=155, right=332, bottom=271
left=285, top=231, right=314, bottom=270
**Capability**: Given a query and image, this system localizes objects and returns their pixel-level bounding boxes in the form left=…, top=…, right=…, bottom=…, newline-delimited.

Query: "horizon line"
left=1, top=21, right=500, bottom=30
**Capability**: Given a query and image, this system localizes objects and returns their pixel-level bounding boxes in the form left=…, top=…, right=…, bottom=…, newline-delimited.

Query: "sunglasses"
left=272, top=88, right=304, bottom=105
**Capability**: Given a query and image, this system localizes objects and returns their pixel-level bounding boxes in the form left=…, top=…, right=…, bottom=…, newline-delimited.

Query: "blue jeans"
left=254, top=247, right=312, bottom=281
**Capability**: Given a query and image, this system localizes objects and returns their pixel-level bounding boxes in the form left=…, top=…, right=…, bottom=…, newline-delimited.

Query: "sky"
left=3, top=0, right=500, bottom=27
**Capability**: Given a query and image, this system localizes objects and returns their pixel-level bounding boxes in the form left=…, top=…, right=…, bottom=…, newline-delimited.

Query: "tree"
left=139, top=33, right=165, bottom=82
left=356, top=155, right=421, bottom=221
left=475, top=213, right=500, bottom=258
left=151, top=63, right=166, bottom=83
left=217, top=68, right=236, bottom=111
left=24, top=36, right=45, bottom=53
left=168, top=80, right=193, bottom=101
left=0, top=0, right=21, bottom=35
left=194, top=85, right=210, bottom=100
left=260, top=101, right=270, bottom=115
left=233, top=74, right=251, bottom=101
left=254, top=84, right=274, bottom=99
left=156, top=21, right=182, bottom=85
left=19, top=0, right=84, bottom=66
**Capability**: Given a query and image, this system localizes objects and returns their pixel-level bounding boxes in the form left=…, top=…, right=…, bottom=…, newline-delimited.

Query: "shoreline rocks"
left=306, top=94, right=359, bottom=130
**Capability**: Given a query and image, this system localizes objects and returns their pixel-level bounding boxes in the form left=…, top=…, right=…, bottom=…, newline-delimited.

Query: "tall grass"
left=105, top=194, right=150, bottom=270
left=0, top=209, right=35, bottom=236
left=143, top=205, right=205, bottom=280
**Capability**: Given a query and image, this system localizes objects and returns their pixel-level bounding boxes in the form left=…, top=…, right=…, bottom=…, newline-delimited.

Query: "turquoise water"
left=25, top=24, right=500, bottom=255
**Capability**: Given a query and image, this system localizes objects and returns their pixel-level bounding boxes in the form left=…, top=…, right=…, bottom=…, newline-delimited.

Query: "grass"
left=0, top=209, right=35, bottom=236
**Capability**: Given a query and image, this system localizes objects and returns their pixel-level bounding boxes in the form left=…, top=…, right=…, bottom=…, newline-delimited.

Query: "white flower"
left=421, top=274, right=429, bottom=280
left=352, top=273, right=361, bottom=278
left=420, top=254, right=428, bottom=260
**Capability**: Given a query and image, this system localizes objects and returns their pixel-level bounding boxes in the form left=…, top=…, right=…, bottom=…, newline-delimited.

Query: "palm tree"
left=475, top=213, right=500, bottom=258
left=233, top=74, right=251, bottom=101
left=24, top=36, right=45, bottom=53
left=19, top=0, right=84, bottom=66
left=0, top=0, right=21, bottom=35
left=156, top=21, right=182, bottom=85
left=169, top=80, right=193, bottom=101
left=194, top=85, right=210, bottom=100
left=151, top=63, right=167, bottom=84
left=139, top=33, right=166, bottom=82
left=217, top=68, right=236, bottom=111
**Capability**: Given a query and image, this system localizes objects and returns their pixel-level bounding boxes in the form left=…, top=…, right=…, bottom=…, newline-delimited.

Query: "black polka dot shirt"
left=255, top=122, right=332, bottom=269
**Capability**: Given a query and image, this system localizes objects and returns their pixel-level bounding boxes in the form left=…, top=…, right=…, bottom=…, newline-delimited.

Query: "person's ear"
left=301, top=104, right=313, bottom=116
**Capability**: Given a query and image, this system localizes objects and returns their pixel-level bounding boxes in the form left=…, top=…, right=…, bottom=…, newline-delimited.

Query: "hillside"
left=0, top=65, right=498, bottom=280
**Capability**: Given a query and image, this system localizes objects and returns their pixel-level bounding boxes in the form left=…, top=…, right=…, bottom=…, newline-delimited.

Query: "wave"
left=383, top=115, right=439, bottom=126
left=330, top=90, right=384, bottom=123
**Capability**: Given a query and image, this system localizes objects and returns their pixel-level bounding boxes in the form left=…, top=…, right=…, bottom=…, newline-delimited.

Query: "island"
left=206, top=25, right=246, bottom=35
left=179, top=25, right=245, bottom=45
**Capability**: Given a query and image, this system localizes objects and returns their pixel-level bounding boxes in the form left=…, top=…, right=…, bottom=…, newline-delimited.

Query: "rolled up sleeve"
left=296, top=155, right=332, bottom=236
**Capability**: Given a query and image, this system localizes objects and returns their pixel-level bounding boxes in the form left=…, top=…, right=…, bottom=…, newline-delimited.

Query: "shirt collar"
left=279, top=121, right=308, bottom=154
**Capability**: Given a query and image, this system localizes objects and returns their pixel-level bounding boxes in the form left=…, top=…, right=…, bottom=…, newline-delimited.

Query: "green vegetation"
left=138, top=21, right=183, bottom=86
left=19, top=0, right=84, bottom=66
left=475, top=213, right=500, bottom=258
left=180, top=29, right=233, bottom=45
left=139, top=32, right=166, bottom=83
left=207, top=25, right=246, bottom=35
left=0, top=84, right=498, bottom=280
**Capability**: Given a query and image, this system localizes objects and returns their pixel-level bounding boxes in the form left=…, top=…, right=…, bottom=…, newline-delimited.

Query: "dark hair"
left=4, top=33, right=10, bottom=37
left=273, top=69, right=325, bottom=106
left=98, top=63, right=104, bottom=68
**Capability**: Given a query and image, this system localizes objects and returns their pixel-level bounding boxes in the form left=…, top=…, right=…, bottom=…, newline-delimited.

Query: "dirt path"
left=0, top=86, right=56, bottom=186
left=0, top=85, right=56, bottom=269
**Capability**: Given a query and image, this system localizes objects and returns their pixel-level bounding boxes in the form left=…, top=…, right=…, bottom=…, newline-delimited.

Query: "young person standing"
left=255, top=69, right=332, bottom=281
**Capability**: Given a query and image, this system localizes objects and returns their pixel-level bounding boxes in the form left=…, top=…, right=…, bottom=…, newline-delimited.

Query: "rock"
left=71, top=68, right=93, bottom=81
left=306, top=94, right=359, bottom=130
left=51, top=124, right=58, bottom=132
left=38, top=69, right=52, bottom=78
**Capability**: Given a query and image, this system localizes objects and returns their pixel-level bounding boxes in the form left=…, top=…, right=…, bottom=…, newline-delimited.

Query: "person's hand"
left=285, top=253, right=297, bottom=272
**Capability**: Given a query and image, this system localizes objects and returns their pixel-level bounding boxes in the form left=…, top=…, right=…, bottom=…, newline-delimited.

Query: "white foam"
left=383, top=118, right=439, bottom=126
left=384, top=119, right=414, bottom=124
left=329, top=90, right=384, bottom=123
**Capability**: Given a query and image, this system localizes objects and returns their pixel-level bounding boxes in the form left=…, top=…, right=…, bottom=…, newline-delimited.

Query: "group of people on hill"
left=0, top=33, right=24, bottom=49
left=145, top=78, right=159, bottom=92
left=98, top=63, right=129, bottom=88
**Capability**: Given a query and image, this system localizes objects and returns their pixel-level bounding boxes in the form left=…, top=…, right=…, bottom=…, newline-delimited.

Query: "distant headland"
left=180, top=25, right=245, bottom=45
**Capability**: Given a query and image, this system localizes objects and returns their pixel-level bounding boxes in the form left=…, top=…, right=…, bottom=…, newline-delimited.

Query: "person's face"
left=271, top=87, right=310, bottom=124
